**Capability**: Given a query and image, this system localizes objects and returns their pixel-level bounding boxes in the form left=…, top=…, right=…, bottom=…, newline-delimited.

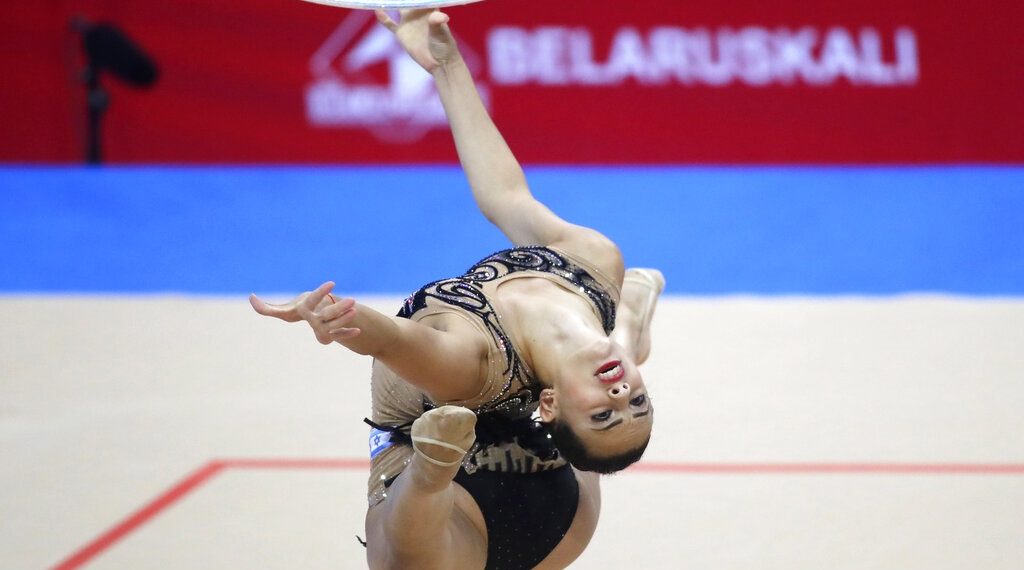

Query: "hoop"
left=300, top=0, right=483, bottom=9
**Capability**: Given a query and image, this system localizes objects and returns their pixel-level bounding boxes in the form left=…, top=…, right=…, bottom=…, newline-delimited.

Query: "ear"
left=538, top=387, right=558, bottom=423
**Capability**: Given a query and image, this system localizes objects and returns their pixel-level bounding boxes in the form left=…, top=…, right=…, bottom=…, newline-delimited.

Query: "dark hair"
left=546, top=419, right=650, bottom=474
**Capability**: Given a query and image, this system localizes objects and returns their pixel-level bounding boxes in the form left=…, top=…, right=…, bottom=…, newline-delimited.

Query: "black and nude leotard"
left=365, top=246, right=619, bottom=568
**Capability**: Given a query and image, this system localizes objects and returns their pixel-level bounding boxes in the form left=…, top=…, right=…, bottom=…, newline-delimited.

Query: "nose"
left=608, top=382, right=630, bottom=399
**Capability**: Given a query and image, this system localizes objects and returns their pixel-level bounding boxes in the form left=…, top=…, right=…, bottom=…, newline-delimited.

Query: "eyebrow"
left=593, top=418, right=624, bottom=431
left=593, top=407, right=652, bottom=431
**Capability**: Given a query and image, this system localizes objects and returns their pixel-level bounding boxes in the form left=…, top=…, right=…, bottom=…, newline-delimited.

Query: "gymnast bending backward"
left=251, top=9, right=664, bottom=569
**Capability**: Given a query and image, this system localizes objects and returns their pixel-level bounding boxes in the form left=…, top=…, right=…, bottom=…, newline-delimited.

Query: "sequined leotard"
left=366, top=246, right=620, bottom=505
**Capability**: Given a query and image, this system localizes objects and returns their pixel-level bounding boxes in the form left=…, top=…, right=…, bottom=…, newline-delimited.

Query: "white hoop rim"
left=299, top=0, right=484, bottom=9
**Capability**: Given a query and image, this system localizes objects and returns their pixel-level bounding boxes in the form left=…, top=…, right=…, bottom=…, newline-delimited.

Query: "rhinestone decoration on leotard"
left=467, top=247, right=617, bottom=335
left=399, top=246, right=617, bottom=418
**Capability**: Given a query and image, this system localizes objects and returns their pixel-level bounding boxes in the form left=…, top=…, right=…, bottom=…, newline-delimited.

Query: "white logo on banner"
left=489, top=26, right=919, bottom=87
left=305, top=10, right=489, bottom=142
left=306, top=16, right=920, bottom=140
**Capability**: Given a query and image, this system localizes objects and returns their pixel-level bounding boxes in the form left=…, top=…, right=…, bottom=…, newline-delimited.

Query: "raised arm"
left=250, top=282, right=487, bottom=401
left=377, top=10, right=623, bottom=281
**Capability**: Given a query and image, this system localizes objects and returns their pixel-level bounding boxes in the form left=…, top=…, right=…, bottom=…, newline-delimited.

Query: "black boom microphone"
left=80, top=23, right=159, bottom=87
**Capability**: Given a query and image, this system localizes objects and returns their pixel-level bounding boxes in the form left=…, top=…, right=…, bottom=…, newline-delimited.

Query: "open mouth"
left=596, top=360, right=624, bottom=383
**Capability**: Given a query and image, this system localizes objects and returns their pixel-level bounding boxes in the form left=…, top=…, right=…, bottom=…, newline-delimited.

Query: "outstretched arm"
left=250, top=282, right=486, bottom=401
left=377, top=10, right=622, bottom=281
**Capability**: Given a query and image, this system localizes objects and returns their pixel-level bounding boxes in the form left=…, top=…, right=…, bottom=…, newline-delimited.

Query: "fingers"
left=302, top=281, right=336, bottom=312
left=252, top=282, right=359, bottom=345
left=311, top=295, right=360, bottom=344
left=375, top=9, right=397, bottom=32
left=249, top=293, right=298, bottom=322
left=311, top=315, right=360, bottom=341
left=251, top=282, right=337, bottom=324
left=318, top=296, right=355, bottom=319
left=326, top=327, right=362, bottom=341
left=249, top=293, right=270, bottom=315
left=376, top=8, right=447, bottom=31
left=428, top=10, right=449, bottom=25
left=318, top=302, right=356, bottom=330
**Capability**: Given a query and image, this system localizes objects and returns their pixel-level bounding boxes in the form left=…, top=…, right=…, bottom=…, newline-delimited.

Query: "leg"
left=611, top=268, right=665, bottom=365
left=364, top=406, right=487, bottom=570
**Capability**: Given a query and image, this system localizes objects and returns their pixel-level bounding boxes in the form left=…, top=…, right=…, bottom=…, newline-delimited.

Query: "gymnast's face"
left=538, top=339, right=654, bottom=454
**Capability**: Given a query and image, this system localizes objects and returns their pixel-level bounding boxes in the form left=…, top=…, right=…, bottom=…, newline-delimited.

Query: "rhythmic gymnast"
left=250, top=9, right=663, bottom=569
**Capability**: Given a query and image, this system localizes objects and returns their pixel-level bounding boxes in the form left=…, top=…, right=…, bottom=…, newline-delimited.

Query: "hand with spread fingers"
left=250, top=281, right=361, bottom=344
left=375, top=9, right=458, bottom=73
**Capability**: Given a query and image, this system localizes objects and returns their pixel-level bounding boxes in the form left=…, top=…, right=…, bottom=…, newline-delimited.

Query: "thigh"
left=533, top=471, right=602, bottom=570
left=364, top=482, right=488, bottom=570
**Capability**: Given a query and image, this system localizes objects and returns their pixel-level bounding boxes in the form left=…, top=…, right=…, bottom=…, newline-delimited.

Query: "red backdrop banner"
left=2, top=0, right=1022, bottom=164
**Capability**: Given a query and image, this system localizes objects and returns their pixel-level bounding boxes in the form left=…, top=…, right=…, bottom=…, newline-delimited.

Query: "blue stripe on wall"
left=1, top=166, right=1022, bottom=295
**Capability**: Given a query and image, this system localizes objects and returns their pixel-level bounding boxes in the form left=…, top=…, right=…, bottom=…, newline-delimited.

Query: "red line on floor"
left=51, top=458, right=1024, bottom=568
left=51, top=461, right=225, bottom=570
left=630, top=462, right=1024, bottom=474
left=221, top=458, right=369, bottom=470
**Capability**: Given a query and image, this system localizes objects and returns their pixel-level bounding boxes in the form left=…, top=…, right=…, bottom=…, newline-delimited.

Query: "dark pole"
left=84, top=65, right=108, bottom=165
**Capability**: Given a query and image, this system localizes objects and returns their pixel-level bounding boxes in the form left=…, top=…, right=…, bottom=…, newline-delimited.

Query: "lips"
left=596, top=360, right=624, bottom=383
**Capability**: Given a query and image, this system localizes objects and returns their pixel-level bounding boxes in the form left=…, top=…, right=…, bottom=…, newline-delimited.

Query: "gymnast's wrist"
left=432, top=52, right=467, bottom=79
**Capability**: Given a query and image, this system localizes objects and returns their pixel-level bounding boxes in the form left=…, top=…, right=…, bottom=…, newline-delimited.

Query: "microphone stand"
left=83, top=64, right=108, bottom=165
left=72, top=16, right=158, bottom=165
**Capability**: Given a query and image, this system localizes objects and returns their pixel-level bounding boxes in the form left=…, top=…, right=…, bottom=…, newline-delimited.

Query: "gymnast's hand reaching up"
left=250, top=282, right=361, bottom=344
left=375, top=9, right=457, bottom=73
